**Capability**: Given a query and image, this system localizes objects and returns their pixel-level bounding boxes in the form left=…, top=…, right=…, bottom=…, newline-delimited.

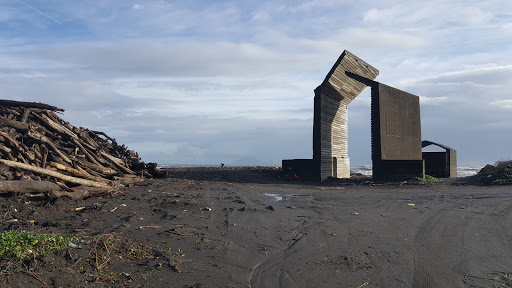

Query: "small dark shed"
left=422, top=140, right=457, bottom=178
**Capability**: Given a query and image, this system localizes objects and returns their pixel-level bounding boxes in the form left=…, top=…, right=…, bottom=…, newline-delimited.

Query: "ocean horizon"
left=158, top=164, right=484, bottom=178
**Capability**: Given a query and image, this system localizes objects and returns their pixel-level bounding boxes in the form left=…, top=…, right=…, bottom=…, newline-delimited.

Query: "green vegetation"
left=414, top=175, right=441, bottom=183
left=0, top=231, right=158, bottom=265
left=0, top=231, right=179, bottom=285
left=89, top=233, right=154, bottom=272
left=86, top=233, right=160, bottom=283
left=0, top=231, right=74, bottom=261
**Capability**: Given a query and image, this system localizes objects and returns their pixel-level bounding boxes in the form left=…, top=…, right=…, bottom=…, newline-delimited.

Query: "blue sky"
left=1, top=0, right=511, bottom=166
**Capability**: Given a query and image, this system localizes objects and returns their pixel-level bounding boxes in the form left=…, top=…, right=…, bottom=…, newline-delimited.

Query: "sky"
left=1, top=0, right=511, bottom=167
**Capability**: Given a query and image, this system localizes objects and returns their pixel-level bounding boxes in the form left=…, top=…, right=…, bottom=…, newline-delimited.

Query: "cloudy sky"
left=1, top=0, right=511, bottom=166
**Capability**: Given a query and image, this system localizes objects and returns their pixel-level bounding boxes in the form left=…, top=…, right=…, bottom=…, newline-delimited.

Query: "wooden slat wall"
left=335, top=157, right=350, bottom=178
left=319, top=94, right=349, bottom=179
left=315, top=50, right=379, bottom=180
left=325, top=51, right=379, bottom=106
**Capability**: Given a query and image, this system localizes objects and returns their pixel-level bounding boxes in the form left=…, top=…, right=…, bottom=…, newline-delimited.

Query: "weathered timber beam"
left=41, top=145, right=48, bottom=168
left=79, top=130, right=99, bottom=149
left=0, top=159, right=114, bottom=188
left=0, top=144, right=12, bottom=153
left=100, top=151, right=135, bottom=175
left=92, top=130, right=116, bottom=143
left=49, top=190, right=89, bottom=200
left=0, top=115, right=29, bottom=131
left=39, top=113, right=78, bottom=140
left=0, top=180, right=61, bottom=194
left=27, top=130, right=72, bottom=164
left=0, top=100, right=64, bottom=112
left=0, top=131, right=21, bottom=150
left=38, top=113, right=99, bottom=156
left=49, top=161, right=109, bottom=183
left=72, top=138, right=103, bottom=166
left=77, top=159, right=117, bottom=175
left=21, top=108, right=32, bottom=123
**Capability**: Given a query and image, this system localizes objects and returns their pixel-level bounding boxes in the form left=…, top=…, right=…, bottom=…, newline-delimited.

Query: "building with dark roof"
left=422, top=140, right=457, bottom=178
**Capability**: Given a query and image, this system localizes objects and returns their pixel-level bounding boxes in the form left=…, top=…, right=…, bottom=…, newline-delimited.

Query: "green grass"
left=0, top=231, right=75, bottom=261
left=414, top=175, right=441, bottom=183
left=0, top=231, right=180, bottom=285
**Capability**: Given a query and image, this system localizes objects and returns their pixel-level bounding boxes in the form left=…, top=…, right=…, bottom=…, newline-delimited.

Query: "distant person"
left=221, top=163, right=224, bottom=168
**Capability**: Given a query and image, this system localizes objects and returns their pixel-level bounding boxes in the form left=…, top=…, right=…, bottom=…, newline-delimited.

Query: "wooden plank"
left=320, top=50, right=379, bottom=108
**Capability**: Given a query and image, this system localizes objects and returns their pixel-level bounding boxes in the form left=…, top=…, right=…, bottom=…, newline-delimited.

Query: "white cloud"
left=490, top=100, right=512, bottom=110
left=132, top=4, right=143, bottom=10
left=422, top=65, right=512, bottom=87
left=363, top=7, right=404, bottom=24
left=394, top=65, right=512, bottom=95
left=419, top=96, right=449, bottom=105
left=251, top=10, right=270, bottom=22
left=15, top=41, right=315, bottom=77
left=110, top=75, right=314, bottom=120
left=362, top=2, right=494, bottom=28
left=340, top=28, right=428, bottom=49
left=293, top=0, right=351, bottom=12
left=503, top=23, right=512, bottom=34
left=459, top=6, right=492, bottom=26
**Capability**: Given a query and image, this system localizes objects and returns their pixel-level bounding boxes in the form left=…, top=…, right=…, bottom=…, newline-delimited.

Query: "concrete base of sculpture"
left=282, top=157, right=350, bottom=180
left=282, top=159, right=320, bottom=181
left=372, top=160, right=425, bottom=181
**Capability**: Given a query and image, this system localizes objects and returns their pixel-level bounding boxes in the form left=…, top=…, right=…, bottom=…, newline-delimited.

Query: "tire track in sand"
left=248, top=218, right=311, bottom=288
left=413, top=198, right=512, bottom=288
left=412, top=206, right=470, bottom=288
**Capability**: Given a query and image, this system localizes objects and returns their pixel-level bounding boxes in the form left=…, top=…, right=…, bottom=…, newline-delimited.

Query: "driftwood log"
left=49, top=190, right=90, bottom=200
left=0, top=180, right=60, bottom=194
left=0, top=159, right=114, bottom=188
left=0, top=180, right=92, bottom=200
left=0, top=115, right=29, bottom=132
left=0, top=100, right=65, bottom=112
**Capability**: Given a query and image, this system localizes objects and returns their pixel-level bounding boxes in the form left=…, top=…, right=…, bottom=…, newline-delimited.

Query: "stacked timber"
left=313, top=50, right=379, bottom=180
left=0, top=100, right=162, bottom=199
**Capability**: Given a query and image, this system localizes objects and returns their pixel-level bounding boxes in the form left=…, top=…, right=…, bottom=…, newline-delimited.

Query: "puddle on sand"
left=263, top=193, right=314, bottom=201
left=264, top=193, right=283, bottom=201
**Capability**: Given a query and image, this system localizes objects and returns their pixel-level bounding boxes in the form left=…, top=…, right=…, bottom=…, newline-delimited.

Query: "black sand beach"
left=1, top=167, right=512, bottom=287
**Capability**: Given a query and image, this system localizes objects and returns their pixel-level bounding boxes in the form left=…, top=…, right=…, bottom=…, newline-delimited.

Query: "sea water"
left=351, top=165, right=482, bottom=178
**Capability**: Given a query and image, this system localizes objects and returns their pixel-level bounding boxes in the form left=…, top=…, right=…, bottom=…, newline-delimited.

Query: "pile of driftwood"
left=0, top=100, right=162, bottom=199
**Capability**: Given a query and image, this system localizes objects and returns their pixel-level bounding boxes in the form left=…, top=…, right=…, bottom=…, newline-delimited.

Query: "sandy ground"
left=1, top=167, right=512, bottom=288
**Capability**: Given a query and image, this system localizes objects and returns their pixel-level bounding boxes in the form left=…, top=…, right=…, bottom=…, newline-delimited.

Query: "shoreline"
left=157, top=164, right=484, bottom=178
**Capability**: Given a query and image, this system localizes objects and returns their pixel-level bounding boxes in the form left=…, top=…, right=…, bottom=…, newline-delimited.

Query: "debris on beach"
left=476, top=160, right=512, bottom=185
left=0, top=99, right=163, bottom=199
